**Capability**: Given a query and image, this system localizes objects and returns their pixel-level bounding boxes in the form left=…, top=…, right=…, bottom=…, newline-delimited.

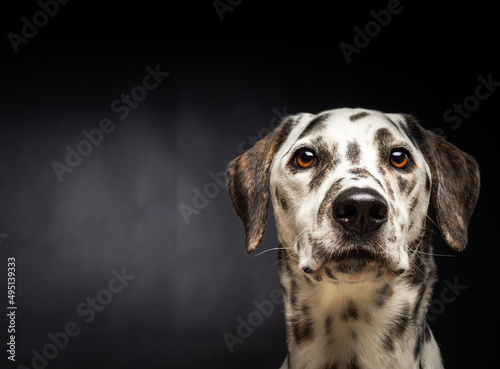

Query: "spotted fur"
left=226, top=108, right=480, bottom=369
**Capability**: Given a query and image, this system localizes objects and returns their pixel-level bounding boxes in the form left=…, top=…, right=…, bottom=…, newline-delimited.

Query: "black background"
left=0, top=1, right=497, bottom=368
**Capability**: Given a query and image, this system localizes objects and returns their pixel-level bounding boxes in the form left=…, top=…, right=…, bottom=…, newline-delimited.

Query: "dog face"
left=269, top=109, right=432, bottom=282
left=227, top=108, right=479, bottom=283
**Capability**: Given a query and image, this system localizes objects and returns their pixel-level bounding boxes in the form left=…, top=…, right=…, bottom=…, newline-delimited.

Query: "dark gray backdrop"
left=0, top=1, right=497, bottom=368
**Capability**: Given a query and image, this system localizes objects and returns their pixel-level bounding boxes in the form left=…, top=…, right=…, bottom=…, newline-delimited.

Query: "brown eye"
left=294, top=149, right=317, bottom=169
left=390, top=149, right=411, bottom=169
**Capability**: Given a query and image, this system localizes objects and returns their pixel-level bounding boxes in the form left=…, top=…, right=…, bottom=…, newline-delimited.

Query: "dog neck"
left=278, top=246, right=440, bottom=369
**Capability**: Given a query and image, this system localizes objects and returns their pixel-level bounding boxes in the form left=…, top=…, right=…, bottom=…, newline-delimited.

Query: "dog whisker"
left=268, top=248, right=297, bottom=271
left=254, top=247, right=289, bottom=258
left=425, top=215, right=439, bottom=230
left=414, top=250, right=455, bottom=258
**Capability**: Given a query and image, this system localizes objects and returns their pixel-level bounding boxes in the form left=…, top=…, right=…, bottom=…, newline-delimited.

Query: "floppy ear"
left=405, top=116, right=480, bottom=251
left=226, top=117, right=296, bottom=254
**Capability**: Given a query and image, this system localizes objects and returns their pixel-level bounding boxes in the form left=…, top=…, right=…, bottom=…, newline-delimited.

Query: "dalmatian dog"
left=226, top=108, right=480, bottom=369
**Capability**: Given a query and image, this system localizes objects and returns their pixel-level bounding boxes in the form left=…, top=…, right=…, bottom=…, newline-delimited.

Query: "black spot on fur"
left=400, top=114, right=424, bottom=150
left=303, top=274, right=315, bottom=285
left=409, top=193, right=419, bottom=213
left=325, top=315, right=333, bottom=335
left=414, top=321, right=431, bottom=360
left=350, top=111, right=370, bottom=121
left=310, top=237, right=329, bottom=262
left=347, top=355, right=361, bottom=369
left=291, top=304, right=314, bottom=346
left=384, top=178, right=395, bottom=199
left=317, top=178, right=344, bottom=224
left=383, top=304, right=411, bottom=352
left=393, top=304, right=411, bottom=338
left=385, top=116, right=403, bottom=134
left=373, top=283, right=393, bottom=308
left=404, top=264, right=427, bottom=292
left=279, top=247, right=292, bottom=274
left=406, top=229, right=433, bottom=289
left=348, top=167, right=384, bottom=189
left=383, top=334, right=395, bottom=351
left=324, top=267, right=337, bottom=280
left=346, top=141, right=361, bottom=165
left=309, top=139, right=339, bottom=191
left=397, top=175, right=411, bottom=193
left=414, top=333, right=425, bottom=359
left=374, top=128, right=397, bottom=177
left=405, top=175, right=417, bottom=195
left=349, top=167, right=368, bottom=178
left=299, top=112, right=332, bottom=139
left=290, top=279, right=299, bottom=310
left=374, top=128, right=395, bottom=155
left=425, top=173, right=431, bottom=194
left=423, top=322, right=431, bottom=342
left=342, top=299, right=359, bottom=321
left=275, top=188, right=289, bottom=211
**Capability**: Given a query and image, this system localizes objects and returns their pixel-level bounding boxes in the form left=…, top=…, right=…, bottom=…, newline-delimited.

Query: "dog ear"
left=404, top=116, right=480, bottom=251
left=226, top=117, right=296, bottom=254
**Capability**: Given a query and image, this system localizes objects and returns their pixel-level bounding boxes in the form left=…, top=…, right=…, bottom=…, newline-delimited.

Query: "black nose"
left=333, top=188, right=388, bottom=235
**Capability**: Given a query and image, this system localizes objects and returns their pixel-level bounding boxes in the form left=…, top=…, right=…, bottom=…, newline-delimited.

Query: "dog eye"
left=389, top=149, right=411, bottom=169
left=294, top=148, right=317, bottom=169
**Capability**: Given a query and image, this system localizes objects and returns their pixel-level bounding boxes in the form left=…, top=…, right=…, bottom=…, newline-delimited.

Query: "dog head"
left=227, top=108, right=480, bottom=283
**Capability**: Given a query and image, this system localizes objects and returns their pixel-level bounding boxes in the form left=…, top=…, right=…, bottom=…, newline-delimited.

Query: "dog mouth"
left=331, top=247, right=386, bottom=275
left=303, top=243, right=402, bottom=283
